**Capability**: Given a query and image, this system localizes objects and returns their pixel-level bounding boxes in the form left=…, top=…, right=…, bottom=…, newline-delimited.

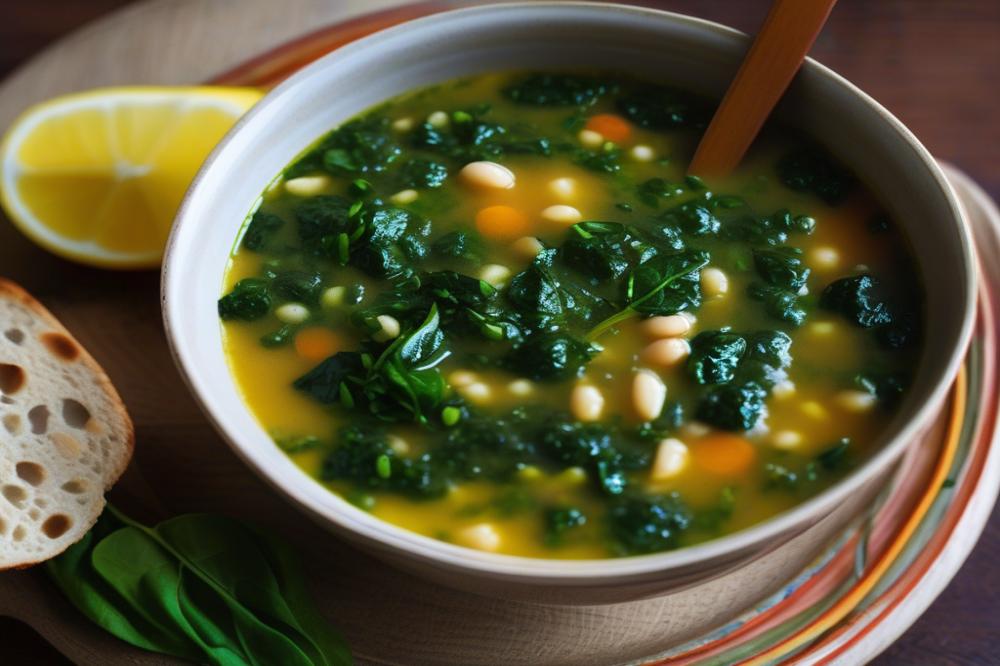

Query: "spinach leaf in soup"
left=219, top=278, right=271, bottom=321
left=504, top=332, right=600, bottom=381
left=615, top=83, right=709, bottom=130
left=587, top=250, right=708, bottom=340
left=290, top=115, right=401, bottom=178
left=820, top=274, right=894, bottom=328
left=697, top=381, right=769, bottom=431
left=242, top=210, right=285, bottom=252
left=608, top=494, right=692, bottom=555
left=776, top=145, right=855, bottom=205
left=752, top=247, right=811, bottom=291
left=687, top=330, right=747, bottom=385
left=503, top=73, right=617, bottom=107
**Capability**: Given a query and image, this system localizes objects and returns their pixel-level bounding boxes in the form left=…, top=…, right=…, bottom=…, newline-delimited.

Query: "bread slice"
left=0, top=279, right=133, bottom=569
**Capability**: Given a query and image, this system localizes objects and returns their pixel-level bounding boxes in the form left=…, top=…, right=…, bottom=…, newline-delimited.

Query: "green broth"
left=220, top=71, right=923, bottom=558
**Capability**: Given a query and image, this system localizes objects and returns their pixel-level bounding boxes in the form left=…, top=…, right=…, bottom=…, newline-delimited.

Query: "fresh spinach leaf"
left=47, top=507, right=351, bottom=666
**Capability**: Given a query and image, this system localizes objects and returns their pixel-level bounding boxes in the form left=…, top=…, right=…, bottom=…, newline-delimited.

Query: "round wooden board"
left=0, top=2, right=997, bottom=665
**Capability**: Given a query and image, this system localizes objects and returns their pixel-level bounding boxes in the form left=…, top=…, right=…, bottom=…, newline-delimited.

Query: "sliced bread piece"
left=0, top=279, right=133, bottom=569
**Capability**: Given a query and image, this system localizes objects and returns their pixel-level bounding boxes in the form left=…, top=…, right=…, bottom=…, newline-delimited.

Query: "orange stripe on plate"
left=738, top=365, right=967, bottom=666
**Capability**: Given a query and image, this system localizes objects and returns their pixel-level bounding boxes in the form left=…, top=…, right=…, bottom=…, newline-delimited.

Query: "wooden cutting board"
left=0, top=1, right=980, bottom=665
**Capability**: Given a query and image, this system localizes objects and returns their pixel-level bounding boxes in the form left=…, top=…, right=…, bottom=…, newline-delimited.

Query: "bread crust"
left=0, top=278, right=134, bottom=569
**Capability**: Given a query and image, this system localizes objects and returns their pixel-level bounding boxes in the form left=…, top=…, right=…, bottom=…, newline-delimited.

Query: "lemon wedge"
left=0, top=86, right=262, bottom=268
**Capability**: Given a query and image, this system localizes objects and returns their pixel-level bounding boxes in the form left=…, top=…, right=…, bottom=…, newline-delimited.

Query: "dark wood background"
left=0, top=0, right=997, bottom=663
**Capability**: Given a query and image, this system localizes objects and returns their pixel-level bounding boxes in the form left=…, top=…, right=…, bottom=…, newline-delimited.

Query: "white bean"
left=275, top=303, right=309, bottom=324
left=479, top=263, right=512, bottom=288
left=284, top=175, right=332, bottom=197
left=508, top=379, right=534, bottom=397
left=459, top=161, right=515, bottom=190
left=640, top=314, right=692, bottom=339
left=641, top=338, right=691, bottom=368
left=427, top=110, right=449, bottom=128
left=455, top=523, right=501, bottom=552
left=547, top=177, right=577, bottom=200
left=448, top=370, right=479, bottom=388
left=650, top=438, right=689, bottom=481
left=632, top=370, right=667, bottom=421
left=800, top=400, right=829, bottom=420
left=517, top=465, right=542, bottom=481
left=809, top=321, right=836, bottom=336
left=373, top=314, right=401, bottom=342
left=387, top=435, right=410, bottom=455
left=541, top=204, right=582, bottom=225
left=320, top=286, right=345, bottom=309
left=510, top=236, right=544, bottom=261
left=391, top=117, right=414, bottom=132
left=559, top=467, right=588, bottom=484
left=771, top=430, right=802, bottom=450
left=571, top=384, right=605, bottom=422
left=837, top=390, right=878, bottom=412
left=680, top=421, right=711, bottom=439
left=630, top=144, right=655, bottom=162
left=390, top=189, right=418, bottom=204
left=460, top=382, right=491, bottom=404
left=701, top=267, right=729, bottom=298
left=578, top=129, right=604, bottom=148
left=810, top=246, right=840, bottom=270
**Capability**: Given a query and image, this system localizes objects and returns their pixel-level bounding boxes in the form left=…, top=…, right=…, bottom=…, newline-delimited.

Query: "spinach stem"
left=586, top=256, right=708, bottom=341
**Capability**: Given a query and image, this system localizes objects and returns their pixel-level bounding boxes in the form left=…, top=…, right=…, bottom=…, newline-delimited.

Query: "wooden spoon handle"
left=689, top=0, right=838, bottom=177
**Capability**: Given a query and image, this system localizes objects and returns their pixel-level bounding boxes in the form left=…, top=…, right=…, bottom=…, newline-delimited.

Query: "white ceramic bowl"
left=163, top=2, right=976, bottom=605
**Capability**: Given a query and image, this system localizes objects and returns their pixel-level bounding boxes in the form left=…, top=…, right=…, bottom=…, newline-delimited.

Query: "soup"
left=219, top=72, right=922, bottom=558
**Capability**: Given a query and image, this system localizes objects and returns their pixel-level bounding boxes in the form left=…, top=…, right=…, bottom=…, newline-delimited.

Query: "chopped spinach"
left=820, top=274, right=893, bottom=328
left=753, top=247, right=811, bottom=291
left=776, top=146, right=855, bottom=205
left=687, top=330, right=747, bottom=385
left=398, top=158, right=449, bottom=189
left=543, top=506, right=587, bottom=546
left=503, top=73, right=615, bottom=106
left=271, top=270, right=323, bottom=304
left=218, top=278, right=271, bottom=321
left=608, top=494, right=692, bottom=555
left=241, top=210, right=285, bottom=252
left=615, top=84, right=708, bottom=130
left=504, top=332, right=599, bottom=381
left=587, top=250, right=709, bottom=340
left=696, top=381, right=768, bottom=431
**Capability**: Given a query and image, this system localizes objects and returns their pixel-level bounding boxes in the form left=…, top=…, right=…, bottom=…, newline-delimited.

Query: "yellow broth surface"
left=221, top=72, right=922, bottom=558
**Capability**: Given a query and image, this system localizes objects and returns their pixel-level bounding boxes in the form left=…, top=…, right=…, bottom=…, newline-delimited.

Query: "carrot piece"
left=584, top=114, right=632, bottom=143
left=690, top=433, right=756, bottom=477
left=475, top=205, right=531, bottom=241
left=294, top=327, right=340, bottom=362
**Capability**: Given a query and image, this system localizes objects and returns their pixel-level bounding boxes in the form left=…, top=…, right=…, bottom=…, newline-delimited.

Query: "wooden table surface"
left=1, top=1, right=997, bottom=664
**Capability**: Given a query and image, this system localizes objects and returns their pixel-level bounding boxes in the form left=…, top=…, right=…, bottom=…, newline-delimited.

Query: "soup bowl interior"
left=163, top=2, right=975, bottom=603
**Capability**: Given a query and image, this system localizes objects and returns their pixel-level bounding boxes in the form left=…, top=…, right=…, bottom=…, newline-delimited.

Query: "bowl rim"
left=162, top=1, right=977, bottom=581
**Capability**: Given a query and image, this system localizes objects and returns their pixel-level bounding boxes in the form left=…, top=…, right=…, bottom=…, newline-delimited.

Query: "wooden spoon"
left=689, top=0, right=838, bottom=177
